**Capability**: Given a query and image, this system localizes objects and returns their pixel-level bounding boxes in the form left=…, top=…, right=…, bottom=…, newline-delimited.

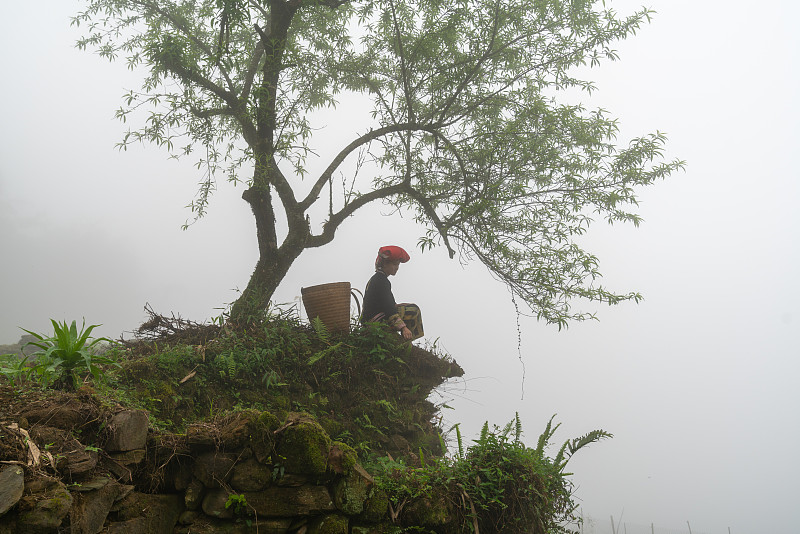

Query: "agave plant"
left=22, top=319, right=119, bottom=390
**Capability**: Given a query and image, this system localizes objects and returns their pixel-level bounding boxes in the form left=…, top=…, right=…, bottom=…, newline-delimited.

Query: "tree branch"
left=434, top=0, right=503, bottom=123
left=404, top=186, right=456, bottom=258
left=268, top=156, right=301, bottom=213
left=315, top=0, right=353, bottom=8
left=161, top=59, right=258, bottom=144
left=389, top=0, right=415, bottom=123
left=248, top=0, right=270, bottom=20
left=188, top=105, right=233, bottom=119
left=134, top=0, right=236, bottom=92
left=306, top=183, right=407, bottom=248
left=242, top=39, right=265, bottom=103
left=300, top=122, right=439, bottom=210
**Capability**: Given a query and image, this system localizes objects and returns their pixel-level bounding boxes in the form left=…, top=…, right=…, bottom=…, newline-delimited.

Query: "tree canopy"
left=73, top=0, right=683, bottom=327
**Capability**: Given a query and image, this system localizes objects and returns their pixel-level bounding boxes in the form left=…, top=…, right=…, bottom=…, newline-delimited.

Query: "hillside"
left=0, top=334, right=37, bottom=359
left=0, top=311, right=601, bottom=533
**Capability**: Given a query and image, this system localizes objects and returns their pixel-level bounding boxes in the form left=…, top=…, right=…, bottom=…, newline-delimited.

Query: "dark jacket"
left=360, top=270, right=398, bottom=324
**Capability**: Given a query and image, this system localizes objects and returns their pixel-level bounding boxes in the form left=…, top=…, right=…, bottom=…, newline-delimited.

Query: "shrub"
left=373, top=414, right=612, bottom=534
left=21, top=319, right=119, bottom=390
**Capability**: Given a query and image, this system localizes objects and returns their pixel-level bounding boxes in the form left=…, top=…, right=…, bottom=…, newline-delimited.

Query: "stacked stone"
left=0, top=409, right=401, bottom=534
left=173, top=412, right=390, bottom=534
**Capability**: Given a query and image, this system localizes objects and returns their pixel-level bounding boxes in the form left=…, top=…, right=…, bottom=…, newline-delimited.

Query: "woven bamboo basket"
left=301, top=282, right=353, bottom=333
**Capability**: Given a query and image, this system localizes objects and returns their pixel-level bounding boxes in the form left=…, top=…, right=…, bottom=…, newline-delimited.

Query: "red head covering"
left=375, top=245, right=410, bottom=269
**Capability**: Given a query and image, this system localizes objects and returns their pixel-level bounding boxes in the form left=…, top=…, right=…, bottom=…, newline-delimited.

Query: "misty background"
left=1, top=1, right=798, bottom=533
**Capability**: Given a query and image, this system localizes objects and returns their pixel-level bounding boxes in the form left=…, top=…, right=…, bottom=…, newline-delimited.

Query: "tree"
left=73, top=0, right=683, bottom=327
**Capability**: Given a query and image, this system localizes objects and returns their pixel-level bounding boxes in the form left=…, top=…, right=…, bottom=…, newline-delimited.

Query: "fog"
left=1, top=1, right=798, bottom=533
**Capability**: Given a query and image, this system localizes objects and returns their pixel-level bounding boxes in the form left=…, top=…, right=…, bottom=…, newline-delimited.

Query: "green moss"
left=329, top=441, right=358, bottom=475
left=309, top=513, right=348, bottom=534
left=402, top=496, right=451, bottom=528
left=350, top=524, right=397, bottom=534
left=272, top=395, right=291, bottom=411
left=275, top=418, right=332, bottom=476
left=256, top=411, right=280, bottom=433
left=360, top=488, right=389, bottom=523
left=319, top=415, right=344, bottom=439
left=333, top=471, right=371, bottom=516
left=17, top=487, right=73, bottom=528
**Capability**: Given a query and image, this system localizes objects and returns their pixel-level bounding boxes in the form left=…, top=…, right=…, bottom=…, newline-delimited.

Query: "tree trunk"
left=229, top=0, right=303, bottom=326
left=228, top=246, right=302, bottom=325
left=229, top=159, right=308, bottom=325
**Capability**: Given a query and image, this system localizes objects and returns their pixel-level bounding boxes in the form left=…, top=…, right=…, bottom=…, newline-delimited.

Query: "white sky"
left=1, top=2, right=798, bottom=533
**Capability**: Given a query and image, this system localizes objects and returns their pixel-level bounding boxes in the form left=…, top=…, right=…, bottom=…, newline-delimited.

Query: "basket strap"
left=350, top=288, right=363, bottom=319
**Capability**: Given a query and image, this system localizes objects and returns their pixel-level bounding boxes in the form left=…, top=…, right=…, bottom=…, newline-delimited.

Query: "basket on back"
left=301, top=282, right=353, bottom=333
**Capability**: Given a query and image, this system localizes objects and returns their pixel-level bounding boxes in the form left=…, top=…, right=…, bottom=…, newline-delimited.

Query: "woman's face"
left=383, top=260, right=401, bottom=276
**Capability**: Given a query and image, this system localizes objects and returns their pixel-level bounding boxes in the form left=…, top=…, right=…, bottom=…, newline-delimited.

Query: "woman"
left=360, top=245, right=424, bottom=341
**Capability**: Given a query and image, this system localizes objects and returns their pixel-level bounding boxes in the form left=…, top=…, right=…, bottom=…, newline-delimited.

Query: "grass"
left=91, top=314, right=463, bottom=461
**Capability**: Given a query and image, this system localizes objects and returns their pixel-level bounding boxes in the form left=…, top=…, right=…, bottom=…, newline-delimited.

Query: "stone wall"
left=0, top=405, right=444, bottom=534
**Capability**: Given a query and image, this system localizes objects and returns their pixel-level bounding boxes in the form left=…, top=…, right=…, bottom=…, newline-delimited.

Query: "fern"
left=438, top=432, right=447, bottom=456
left=216, top=353, right=239, bottom=381
left=553, top=441, right=570, bottom=471
left=262, top=369, right=287, bottom=390
left=376, top=399, right=397, bottom=414
left=307, top=341, right=342, bottom=365
left=554, top=429, right=613, bottom=471
left=568, top=429, right=613, bottom=455
left=500, top=419, right=514, bottom=439
left=311, top=316, right=330, bottom=344
left=455, top=424, right=464, bottom=459
left=514, top=412, right=523, bottom=445
left=534, top=414, right=560, bottom=458
left=478, top=421, right=490, bottom=445
left=227, top=355, right=237, bottom=380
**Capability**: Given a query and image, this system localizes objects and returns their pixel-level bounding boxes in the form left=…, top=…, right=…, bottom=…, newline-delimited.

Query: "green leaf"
left=17, top=319, right=118, bottom=390
left=74, top=0, right=681, bottom=328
